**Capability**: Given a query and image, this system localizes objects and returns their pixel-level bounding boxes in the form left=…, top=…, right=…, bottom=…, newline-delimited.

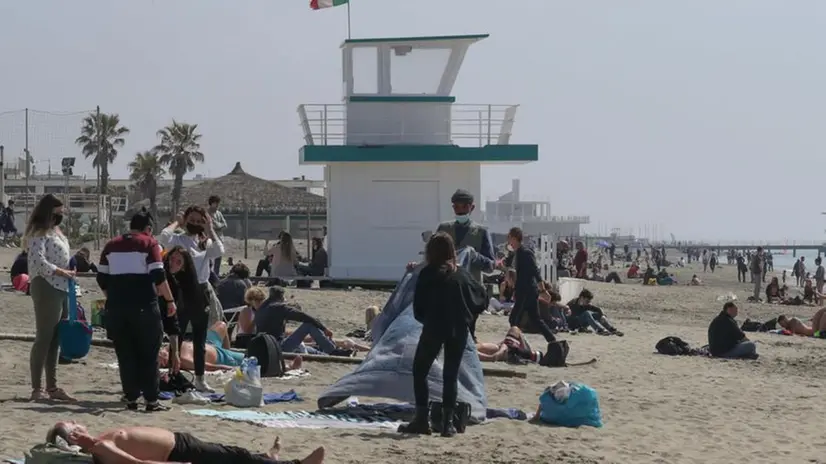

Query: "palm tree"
left=128, top=151, right=165, bottom=219
left=153, top=121, right=205, bottom=215
left=75, top=113, right=130, bottom=194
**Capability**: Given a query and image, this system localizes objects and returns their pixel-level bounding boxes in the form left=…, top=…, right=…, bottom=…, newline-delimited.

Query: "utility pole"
left=0, top=145, right=5, bottom=206
left=95, top=106, right=101, bottom=251
left=24, top=108, right=29, bottom=220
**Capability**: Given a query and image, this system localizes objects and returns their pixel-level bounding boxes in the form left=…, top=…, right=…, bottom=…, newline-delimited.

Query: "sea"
left=769, top=251, right=819, bottom=273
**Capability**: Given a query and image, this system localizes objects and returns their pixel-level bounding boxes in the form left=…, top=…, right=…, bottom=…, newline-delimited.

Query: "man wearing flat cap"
left=434, top=189, right=497, bottom=283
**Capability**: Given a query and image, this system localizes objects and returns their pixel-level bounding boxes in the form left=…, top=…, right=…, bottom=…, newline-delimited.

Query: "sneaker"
left=145, top=401, right=171, bottom=412
left=29, top=389, right=47, bottom=402
left=173, top=391, right=211, bottom=405
left=193, top=377, right=215, bottom=394
left=126, top=401, right=139, bottom=411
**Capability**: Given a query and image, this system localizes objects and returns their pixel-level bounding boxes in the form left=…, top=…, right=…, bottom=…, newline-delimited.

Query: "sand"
left=1, top=246, right=825, bottom=464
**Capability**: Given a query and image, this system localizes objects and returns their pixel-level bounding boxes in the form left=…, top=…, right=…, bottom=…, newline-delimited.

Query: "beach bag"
left=539, top=340, right=570, bottom=367
left=59, top=279, right=93, bottom=360
left=246, top=333, right=286, bottom=377
left=25, top=443, right=94, bottom=463
left=655, top=336, right=691, bottom=355
left=538, top=382, right=603, bottom=428
left=224, top=360, right=264, bottom=407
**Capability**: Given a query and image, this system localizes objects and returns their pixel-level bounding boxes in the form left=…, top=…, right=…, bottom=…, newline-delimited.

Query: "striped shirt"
left=97, top=232, right=166, bottom=309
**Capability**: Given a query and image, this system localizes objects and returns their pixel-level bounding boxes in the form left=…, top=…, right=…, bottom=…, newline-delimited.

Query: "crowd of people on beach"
left=15, top=184, right=826, bottom=462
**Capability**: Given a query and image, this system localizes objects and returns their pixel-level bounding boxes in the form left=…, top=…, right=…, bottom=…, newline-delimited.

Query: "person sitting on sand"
left=488, top=268, right=516, bottom=315
left=476, top=326, right=542, bottom=363
left=538, top=285, right=569, bottom=330
left=802, top=279, right=821, bottom=303
left=708, top=302, right=758, bottom=359
left=627, top=261, right=641, bottom=279
left=566, top=289, right=624, bottom=336
left=44, top=421, right=324, bottom=464
left=245, top=286, right=354, bottom=357
left=765, top=277, right=787, bottom=303
left=690, top=274, right=702, bottom=286
left=777, top=308, right=826, bottom=337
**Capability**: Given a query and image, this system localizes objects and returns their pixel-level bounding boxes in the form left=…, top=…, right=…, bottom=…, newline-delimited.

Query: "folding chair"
left=223, top=305, right=246, bottom=339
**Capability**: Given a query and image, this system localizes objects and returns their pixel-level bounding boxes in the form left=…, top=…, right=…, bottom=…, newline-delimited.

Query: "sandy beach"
left=0, top=246, right=825, bottom=464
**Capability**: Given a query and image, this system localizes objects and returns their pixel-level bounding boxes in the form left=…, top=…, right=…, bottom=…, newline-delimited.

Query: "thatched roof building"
left=154, top=162, right=326, bottom=215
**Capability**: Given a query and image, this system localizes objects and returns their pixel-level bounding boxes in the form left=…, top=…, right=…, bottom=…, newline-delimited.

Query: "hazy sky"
left=1, top=0, right=824, bottom=242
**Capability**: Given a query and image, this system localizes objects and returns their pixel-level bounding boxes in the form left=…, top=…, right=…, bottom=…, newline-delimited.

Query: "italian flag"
left=310, top=0, right=348, bottom=9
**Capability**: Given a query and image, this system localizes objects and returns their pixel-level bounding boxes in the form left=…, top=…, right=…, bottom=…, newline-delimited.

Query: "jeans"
left=107, top=303, right=164, bottom=403
left=213, top=257, right=222, bottom=276
left=548, top=305, right=568, bottom=328
left=412, top=324, right=468, bottom=410
left=578, top=310, right=607, bottom=332
left=752, top=273, right=762, bottom=300
left=737, top=267, right=747, bottom=282
left=281, top=323, right=336, bottom=354
left=719, top=341, right=757, bottom=359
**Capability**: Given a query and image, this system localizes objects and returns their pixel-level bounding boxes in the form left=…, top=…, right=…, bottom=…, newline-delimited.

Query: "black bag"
left=159, top=370, right=195, bottom=395
left=428, top=401, right=471, bottom=434
left=655, top=336, right=691, bottom=356
left=539, top=340, right=570, bottom=367
left=245, top=334, right=287, bottom=377
left=740, top=319, right=763, bottom=332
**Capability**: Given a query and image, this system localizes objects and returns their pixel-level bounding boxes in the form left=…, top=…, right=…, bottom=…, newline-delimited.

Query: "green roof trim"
left=342, top=34, right=489, bottom=46
left=300, top=144, right=537, bottom=164
left=348, top=96, right=456, bottom=103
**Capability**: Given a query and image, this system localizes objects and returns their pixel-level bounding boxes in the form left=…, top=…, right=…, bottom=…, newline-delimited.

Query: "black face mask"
left=185, top=223, right=204, bottom=235
left=53, top=213, right=63, bottom=226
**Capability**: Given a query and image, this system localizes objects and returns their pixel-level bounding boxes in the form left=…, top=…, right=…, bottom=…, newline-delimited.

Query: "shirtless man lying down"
left=45, top=421, right=324, bottom=464
left=777, top=308, right=826, bottom=337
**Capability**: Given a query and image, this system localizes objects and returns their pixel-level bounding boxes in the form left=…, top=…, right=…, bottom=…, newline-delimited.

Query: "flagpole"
left=346, top=0, right=352, bottom=39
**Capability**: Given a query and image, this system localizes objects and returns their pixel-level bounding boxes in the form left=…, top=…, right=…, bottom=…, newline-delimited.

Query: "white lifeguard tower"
left=298, top=34, right=538, bottom=282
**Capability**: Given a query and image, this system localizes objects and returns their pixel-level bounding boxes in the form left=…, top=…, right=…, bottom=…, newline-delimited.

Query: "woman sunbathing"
left=476, top=326, right=542, bottom=363
left=777, top=308, right=826, bottom=337
left=159, top=321, right=303, bottom=371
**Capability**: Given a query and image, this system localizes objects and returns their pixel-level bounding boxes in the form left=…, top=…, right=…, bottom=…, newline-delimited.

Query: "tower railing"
left=297, top=103, right=520, bottom=147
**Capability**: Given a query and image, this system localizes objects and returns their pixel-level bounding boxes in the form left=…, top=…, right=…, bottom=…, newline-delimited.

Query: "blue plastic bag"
left=59, top=279, right=93, bottom=360
left=538, top=382, right=603, bottom=428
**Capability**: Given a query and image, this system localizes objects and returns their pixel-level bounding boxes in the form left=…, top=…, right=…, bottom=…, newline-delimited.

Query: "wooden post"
left=243, top=203, right=249, bottom=260
left=306, top=213, right=312, bottom=259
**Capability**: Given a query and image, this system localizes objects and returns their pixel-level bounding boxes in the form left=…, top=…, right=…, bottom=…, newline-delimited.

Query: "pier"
left=698, top=242, right=826, bottom=257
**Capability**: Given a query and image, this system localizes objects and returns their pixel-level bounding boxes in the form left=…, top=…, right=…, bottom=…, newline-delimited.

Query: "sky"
left=0, top=0, right=824, bottom=242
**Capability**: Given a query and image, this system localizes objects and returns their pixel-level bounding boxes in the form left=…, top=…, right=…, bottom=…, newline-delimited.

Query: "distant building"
left=149, top=162, right=326, bottom=240
left=483, top=179, right=589, bottom=238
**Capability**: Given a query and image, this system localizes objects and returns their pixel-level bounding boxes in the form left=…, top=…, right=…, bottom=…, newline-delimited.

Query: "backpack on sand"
left=25, top=443, right=93, bottom=463
left=539, top=340, right=570, bottom=367
left=245, top=333, right=287, bottom=377
left=655, top=336, right=691, bottom=356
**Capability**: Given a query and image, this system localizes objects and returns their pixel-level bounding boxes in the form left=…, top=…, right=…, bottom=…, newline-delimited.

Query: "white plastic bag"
left=224, top=362, right=263, bottom=407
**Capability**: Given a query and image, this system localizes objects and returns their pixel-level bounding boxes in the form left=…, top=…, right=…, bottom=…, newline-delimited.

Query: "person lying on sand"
left=158, top=321, right=304, bottom=372
left=476, top=326, right=542, bottom=363
left=45, top=421, right=324, bottom=464
left=777, top=308, right=826, bottom=337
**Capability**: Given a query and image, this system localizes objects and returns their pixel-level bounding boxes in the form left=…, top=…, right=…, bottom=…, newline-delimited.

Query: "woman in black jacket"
left=163, top=246, right=212, bottom=393
left=398, top=232, right=488, bottom=437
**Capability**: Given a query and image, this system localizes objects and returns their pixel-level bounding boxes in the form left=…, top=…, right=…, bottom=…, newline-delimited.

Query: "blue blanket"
left=318, top=248, right=489, bottom=421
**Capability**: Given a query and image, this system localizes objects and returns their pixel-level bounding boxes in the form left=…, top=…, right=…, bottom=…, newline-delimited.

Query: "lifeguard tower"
left=298, top=34, right=538, bottom=281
